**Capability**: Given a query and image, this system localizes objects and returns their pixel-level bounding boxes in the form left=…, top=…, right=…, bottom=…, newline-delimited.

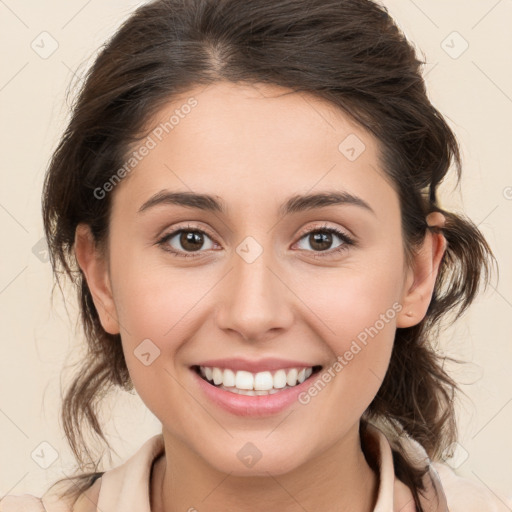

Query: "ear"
left=396, top=212, right=447, bottom=328
left=74, top=223, right=120, bottom=335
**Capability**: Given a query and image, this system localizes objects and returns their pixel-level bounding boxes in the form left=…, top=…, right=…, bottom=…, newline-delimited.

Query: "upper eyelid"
left=162, top=223, right=219, bottom=243
left=295, top=223, right=352, bottom=240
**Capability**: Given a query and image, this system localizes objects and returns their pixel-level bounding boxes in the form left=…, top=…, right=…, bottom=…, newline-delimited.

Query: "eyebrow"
left=138, top=190, right=375, bottom=216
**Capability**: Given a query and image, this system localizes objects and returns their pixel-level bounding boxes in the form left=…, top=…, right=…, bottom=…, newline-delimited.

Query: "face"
left=76, top=81, right=443, bottom=477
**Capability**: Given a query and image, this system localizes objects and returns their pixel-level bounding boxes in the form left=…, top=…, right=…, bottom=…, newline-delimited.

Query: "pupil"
left=311, top=232, right=332, bottom=251
left=181, top=231, right=203, bottom=251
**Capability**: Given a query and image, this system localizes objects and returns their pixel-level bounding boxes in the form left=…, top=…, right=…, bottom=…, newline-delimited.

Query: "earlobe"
left=396, top=213, right=447, bottom=328
left=74, top=223, right=120, bottom=335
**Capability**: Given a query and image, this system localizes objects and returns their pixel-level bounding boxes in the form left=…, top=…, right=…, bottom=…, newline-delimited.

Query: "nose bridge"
left=215, top=234, right=293, bottom=341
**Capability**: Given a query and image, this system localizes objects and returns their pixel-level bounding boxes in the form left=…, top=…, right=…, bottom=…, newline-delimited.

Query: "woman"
left=1, top=0, right=510, bottom=511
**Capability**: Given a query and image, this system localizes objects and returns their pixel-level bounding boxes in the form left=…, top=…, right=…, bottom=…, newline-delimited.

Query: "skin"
left=74, top=81, right=446, bottom=512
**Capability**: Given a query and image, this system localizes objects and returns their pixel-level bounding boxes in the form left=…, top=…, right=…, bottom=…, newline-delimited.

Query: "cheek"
left=110, top=263, right=200, bottom=426
left=296, top=289, right=399, bottom=438
left=111, top=254, right=211, bottom=340
left=291, top=250, right=404, bottom=414
left=295, top=253, right=404, bottom=354
left=108, top=255, right=223, bottom=411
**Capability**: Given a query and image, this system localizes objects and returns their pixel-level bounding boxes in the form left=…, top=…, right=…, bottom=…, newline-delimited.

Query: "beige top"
left=1, top=424, right=510, bottom=511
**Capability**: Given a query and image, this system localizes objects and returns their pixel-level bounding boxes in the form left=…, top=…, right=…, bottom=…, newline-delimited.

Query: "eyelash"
left=155, top=223, right=355, bottom=260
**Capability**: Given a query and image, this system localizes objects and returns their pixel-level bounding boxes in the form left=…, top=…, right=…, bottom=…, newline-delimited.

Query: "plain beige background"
left=0, top=0, right=511, bottom=501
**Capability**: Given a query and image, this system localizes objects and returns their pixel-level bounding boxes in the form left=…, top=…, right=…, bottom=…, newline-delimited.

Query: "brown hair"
left=42, top=0, right=497, bottom=509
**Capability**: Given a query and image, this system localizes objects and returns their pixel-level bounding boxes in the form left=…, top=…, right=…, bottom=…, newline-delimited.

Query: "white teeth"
left=286, top=368, right=298, bottom=386
left=235, top=370, right=254, bottom=390
left=254, top=371, right=273, bottom=390
left=223, top=368, right=236, bottom=387
left=198, top=365, right=317, bottom=392
left=217, top=384, right=293, bottom=395
left=273, top=369, right=287, bottom=389
left=212, top=367, right=223, bottom=385
left=237, top=389, right=255, bottom=395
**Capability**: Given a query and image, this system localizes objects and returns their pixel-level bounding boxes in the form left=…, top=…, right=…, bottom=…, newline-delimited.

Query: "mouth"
left=191, top=364, right=323, bottom=396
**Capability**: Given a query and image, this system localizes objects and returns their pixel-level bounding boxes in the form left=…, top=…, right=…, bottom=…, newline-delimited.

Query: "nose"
left=215, top=241, right=294, bottom=343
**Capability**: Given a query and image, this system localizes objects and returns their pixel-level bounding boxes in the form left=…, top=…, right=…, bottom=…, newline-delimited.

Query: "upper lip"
left=193, top=357, right=322, bottom=373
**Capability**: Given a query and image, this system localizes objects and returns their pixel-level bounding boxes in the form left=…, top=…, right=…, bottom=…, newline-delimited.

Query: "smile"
left=193, top=365, right=323, bottom=396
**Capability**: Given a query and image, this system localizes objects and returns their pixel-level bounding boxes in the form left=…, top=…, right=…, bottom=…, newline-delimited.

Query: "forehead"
left=113, top=81, right=399, bottom=222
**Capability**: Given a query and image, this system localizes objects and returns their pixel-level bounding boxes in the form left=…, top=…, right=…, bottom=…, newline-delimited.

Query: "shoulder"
left=370, top=423, right=512, bottom=512
left=432, top=462, right=512, bottom=512
left=0, top=476, right=103, bottom=512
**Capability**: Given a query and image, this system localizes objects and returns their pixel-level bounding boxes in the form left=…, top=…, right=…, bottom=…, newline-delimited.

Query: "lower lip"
left=191, top=367, right=320, bottom=417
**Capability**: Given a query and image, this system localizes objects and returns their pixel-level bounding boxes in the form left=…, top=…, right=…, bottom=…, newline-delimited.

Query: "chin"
left=204, top=444, right=310, bottom=477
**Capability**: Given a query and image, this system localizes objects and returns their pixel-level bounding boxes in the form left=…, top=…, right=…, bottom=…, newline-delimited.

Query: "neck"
left=151, top=424, right=378, bottom=512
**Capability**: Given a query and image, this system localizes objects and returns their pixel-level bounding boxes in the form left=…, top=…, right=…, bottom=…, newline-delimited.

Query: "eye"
left=156, top=222, right=355, bottom=259
left=294, top=224, right=355, bottom=257
left=156, top=224, right=218, bottom=258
